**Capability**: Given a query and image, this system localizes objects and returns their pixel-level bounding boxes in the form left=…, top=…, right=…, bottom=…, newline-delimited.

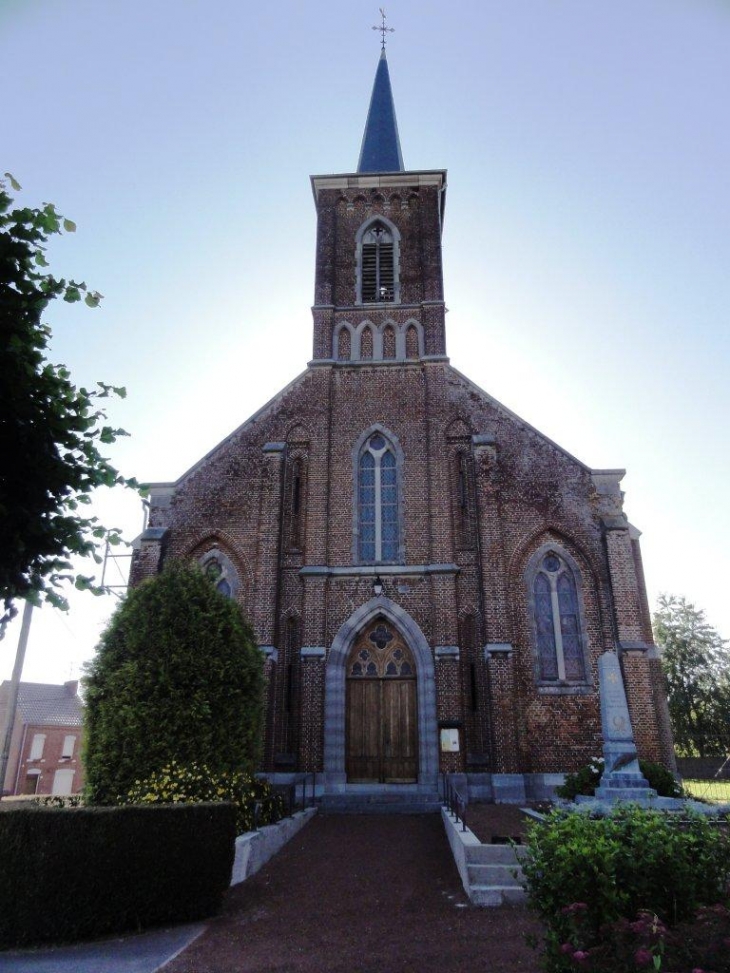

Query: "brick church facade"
left=131, top=51, right=674, bottom=801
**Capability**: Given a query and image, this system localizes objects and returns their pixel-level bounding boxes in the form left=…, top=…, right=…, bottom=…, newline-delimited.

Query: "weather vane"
left=372, top=8, right=395, bottom=50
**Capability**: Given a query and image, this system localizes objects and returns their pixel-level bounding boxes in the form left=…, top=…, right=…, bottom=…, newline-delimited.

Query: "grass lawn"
left=682, top=778, right=730, bottom=803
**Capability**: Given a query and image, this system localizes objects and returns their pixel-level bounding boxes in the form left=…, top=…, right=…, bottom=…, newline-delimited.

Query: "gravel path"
left=163, top=813, right=542, bottom=973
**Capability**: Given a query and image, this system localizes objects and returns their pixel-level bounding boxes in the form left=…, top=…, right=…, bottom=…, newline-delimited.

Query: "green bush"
left=522, top=805, right=730, bottom=972
left=556, top=757, right=683, bottom=800
left=0, top=803, right=236, bottom=948
left=123, top=760, right=286, bottom=834
left=84, top=562, right=264, bottom=804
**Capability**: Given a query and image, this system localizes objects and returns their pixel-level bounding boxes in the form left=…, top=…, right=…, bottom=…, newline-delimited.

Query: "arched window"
left=532, top=551, right=586, bottom=682
left=356, top=218, right=400, bottom=305
left=201, top=550, right=237, bottom=599
left=358, top=432, right=399, bottom=563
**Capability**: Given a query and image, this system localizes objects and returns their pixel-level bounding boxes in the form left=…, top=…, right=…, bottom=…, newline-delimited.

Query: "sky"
left=2, top=0, right=729, bottom=684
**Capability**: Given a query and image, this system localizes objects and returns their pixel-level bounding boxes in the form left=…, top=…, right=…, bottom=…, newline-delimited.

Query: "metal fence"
left=441, top=773, right=467, bottom=831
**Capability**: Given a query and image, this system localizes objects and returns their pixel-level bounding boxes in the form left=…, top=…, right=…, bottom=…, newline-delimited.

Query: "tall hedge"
left=84, top=562, right=264, bottom=804
left=0, top=803, right=236, bottom=947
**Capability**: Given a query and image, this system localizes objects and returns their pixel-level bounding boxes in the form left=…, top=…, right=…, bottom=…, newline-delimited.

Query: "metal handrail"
left=441, top=772, right=467, bottom=832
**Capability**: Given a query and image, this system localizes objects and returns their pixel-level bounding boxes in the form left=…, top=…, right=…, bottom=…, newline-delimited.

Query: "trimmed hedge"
left=0, top=802, right=236, bottom=948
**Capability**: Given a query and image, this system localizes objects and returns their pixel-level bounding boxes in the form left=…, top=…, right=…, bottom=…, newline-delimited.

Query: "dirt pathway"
left=163, top=814, right=542, bottom=973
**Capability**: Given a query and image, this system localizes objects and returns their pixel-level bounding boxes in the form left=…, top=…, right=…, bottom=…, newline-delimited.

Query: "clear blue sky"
left=2, top=0, right=728, bottom=682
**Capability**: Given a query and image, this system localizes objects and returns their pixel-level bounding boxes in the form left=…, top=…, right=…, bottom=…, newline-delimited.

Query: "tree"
left=0, top=173, right=141, bottom=629
left=653, top=594, right=730, bottom=757
left=83, top=562, right=264, bottom=804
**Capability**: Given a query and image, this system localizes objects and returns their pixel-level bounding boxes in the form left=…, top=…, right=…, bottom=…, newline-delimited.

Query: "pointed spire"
left=357, top=50, right=404, bottom=173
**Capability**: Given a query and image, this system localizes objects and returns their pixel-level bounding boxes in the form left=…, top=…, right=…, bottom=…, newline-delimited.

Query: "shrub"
left=0, top=803, right=235, bottom=948
left=123, top=760, right=286, bottom=834
left=84, top=562, right=264, bottom=804
left=556, top=758, right=684, bottom=800
left=522, top=805, right=730, bottom=972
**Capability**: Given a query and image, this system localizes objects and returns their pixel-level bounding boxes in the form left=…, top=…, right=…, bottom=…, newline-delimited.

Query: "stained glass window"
left=358, top=432, right=400, bottom=563
left=532, top=552, right=586, bottom=682
left=201, top=552, right=236, bottom=600
left=348, top=621, right=415, bottom=677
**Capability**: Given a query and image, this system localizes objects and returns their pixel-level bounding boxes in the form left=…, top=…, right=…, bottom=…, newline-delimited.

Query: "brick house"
left=0, top=680, right=84, bottom=796
left=130, top=51, right=674, bottom=801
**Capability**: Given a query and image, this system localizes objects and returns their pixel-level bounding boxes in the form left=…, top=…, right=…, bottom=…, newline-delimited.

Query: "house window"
left=533, top=551, right=586, bottom=682
left=23, top=772, right=40, bottom=795
left=61, top=735, right=76, bottom=760
left=358, top=433, right=399, bottom=563
left=29, top=733, right=45, bottom=761
left=356, top=218, right=400, bottom=305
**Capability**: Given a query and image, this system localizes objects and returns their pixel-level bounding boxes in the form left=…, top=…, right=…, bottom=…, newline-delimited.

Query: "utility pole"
left=0, top=601, right=33, bottom=795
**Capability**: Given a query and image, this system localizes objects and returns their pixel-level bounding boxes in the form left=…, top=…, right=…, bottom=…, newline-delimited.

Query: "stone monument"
left=594, top=651, right=656, bottom=801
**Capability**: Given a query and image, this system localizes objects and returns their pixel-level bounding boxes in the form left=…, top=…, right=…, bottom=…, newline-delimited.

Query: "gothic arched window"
left=532, top=550, right=587, bottom=683
left=358, top=432, right=399, bottom=563
left=356, top=218, right=401, bottom=305
left=201, top=551, right=237, bottom=599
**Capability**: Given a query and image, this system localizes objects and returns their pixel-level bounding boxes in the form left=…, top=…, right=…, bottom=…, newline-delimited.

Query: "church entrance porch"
left=345, top=621, right=418, bottom=783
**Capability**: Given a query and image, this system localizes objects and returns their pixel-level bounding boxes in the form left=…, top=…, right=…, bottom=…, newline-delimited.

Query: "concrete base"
left=230, top=807, right=317, bottom=886
left=440, top=807, right=527, bottom=907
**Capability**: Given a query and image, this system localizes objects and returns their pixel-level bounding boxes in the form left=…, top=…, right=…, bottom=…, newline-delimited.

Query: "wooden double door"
left=345, top=620, right=418, bottom=783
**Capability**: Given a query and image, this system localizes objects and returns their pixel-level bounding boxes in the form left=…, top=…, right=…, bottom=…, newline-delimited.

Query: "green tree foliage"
left=522, top=805, right=730, bottom=973
left=0, top=174, right=142, bottom=628
left=654, top=594, right=730, bottom=757
left=83, top=563, right=264, bottom=804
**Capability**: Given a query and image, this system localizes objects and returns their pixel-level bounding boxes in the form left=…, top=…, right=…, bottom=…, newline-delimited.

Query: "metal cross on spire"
left=372, top=8, right=395, bottom=50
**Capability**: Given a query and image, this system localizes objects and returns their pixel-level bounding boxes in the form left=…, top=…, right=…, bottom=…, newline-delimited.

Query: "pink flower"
left=634, top=949, right=653, bottom=967
left=560, top=943, right=574, bottom=954
left=572, top=951, right=589, bottom=963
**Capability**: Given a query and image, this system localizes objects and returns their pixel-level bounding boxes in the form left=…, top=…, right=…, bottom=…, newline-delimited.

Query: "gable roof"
left=5, top=681, right=84, bottom=727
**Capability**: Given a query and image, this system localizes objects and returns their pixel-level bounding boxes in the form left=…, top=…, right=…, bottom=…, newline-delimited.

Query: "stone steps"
left=319, top=792, right=441, bottom=815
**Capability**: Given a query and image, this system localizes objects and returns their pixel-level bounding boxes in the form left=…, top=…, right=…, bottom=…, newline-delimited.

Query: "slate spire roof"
left=357, top=50, right=404, bottom=173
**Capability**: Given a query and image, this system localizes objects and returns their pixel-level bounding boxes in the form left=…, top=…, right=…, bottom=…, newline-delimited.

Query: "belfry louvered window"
left=533, top=551, right=586, bottom=682
left=361, top=222, right=395, bottom=303
left=358, top=433, right=399, bottom=562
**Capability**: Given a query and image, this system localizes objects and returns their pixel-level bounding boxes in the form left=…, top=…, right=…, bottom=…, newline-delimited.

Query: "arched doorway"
left=346, top=619, right=418, bottom=783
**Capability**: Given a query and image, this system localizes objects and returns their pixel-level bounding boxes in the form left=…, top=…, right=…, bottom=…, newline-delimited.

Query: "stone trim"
left=324, top=597, right=439, bottom=786
left=471, top=434, right=496, bottom=447
left=259, top=645, right=278, bottom=662
left=618, top=640, right=651, bottom=653
left=300, top=646, right=327, bottom=660
left=483, top=642, right=513, bottom=658
left=299, top=563, right=459, bottom=578
left=435, top=645, right=460, bottom=659
left=263, top=441, right=286, bottom=453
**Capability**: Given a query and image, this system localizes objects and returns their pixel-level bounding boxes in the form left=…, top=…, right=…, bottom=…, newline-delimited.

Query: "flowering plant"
left=122, top=760, right=285, bottom=835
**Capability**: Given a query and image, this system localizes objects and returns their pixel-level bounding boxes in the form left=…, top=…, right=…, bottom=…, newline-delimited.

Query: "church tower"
left=132, top=40, right=675, bottom=802
left=311, top=49, right=447, bottom=366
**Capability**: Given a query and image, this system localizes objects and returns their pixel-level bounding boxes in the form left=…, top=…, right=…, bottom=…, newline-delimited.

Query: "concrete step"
left=465, top=843, right=528, bottom=865
left=470, top=884, right=527, bottom=907
left=466, top=862, right=524, bottom=887
left=319, top=793, right=441, bottom=815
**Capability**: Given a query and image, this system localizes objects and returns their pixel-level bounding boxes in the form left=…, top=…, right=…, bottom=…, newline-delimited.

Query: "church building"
left=131, top=48, right=675, bottom=802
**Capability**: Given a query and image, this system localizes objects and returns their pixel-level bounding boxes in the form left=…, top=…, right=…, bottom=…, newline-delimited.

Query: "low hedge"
left=0, top=802, right=236, bottom=948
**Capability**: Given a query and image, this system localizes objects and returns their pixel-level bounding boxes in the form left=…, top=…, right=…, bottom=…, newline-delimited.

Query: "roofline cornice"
left=310, top=170, right=447, bottom=203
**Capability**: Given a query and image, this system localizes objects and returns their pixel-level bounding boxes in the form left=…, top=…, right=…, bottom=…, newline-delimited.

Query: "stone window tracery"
left=357, top=432, right=399, bottom=563
left=531, top=550, right=587, bottom=683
